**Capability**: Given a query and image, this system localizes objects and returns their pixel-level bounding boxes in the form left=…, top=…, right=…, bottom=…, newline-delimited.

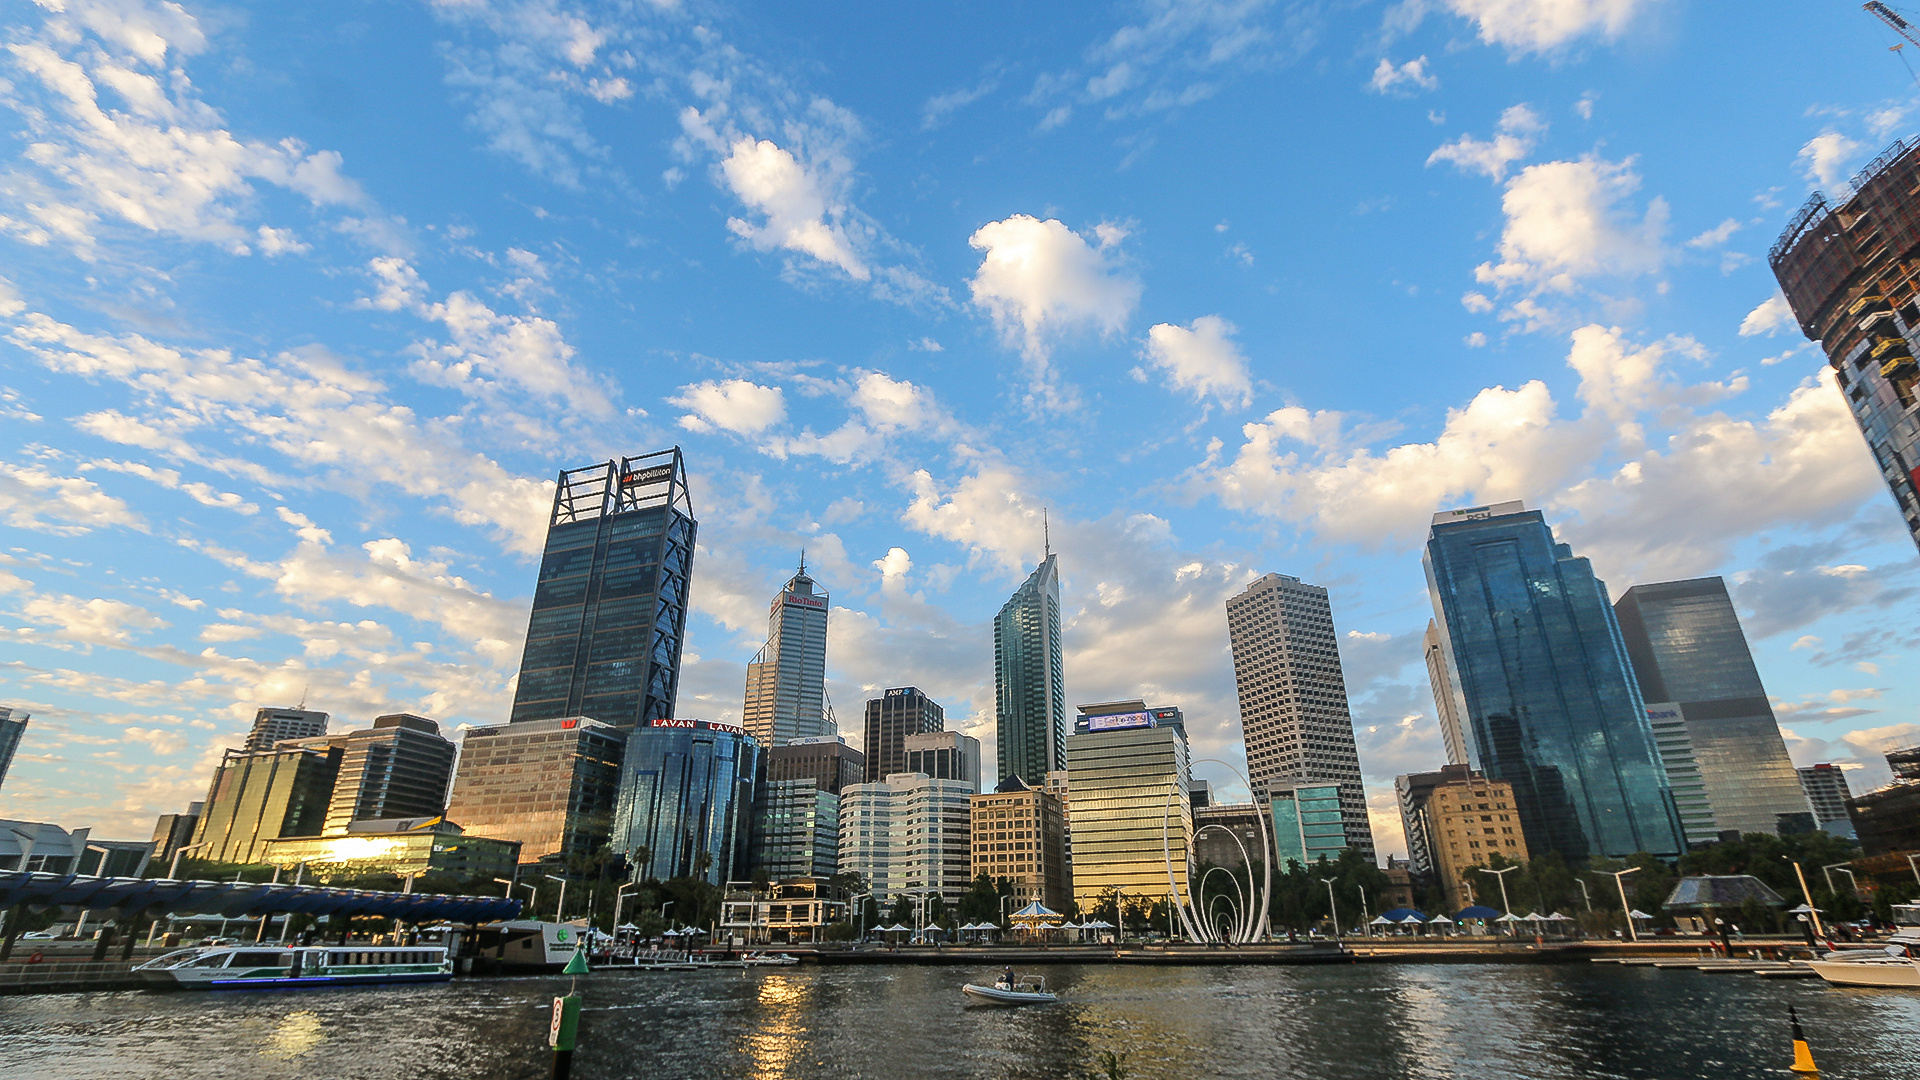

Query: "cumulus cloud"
left=1798, top=132, right=1864, bottom=194
left=1442, top=0, right=1652, bottom=54
left=1368, top=56, right=1438, bottom=95
left=850, top=371, right=945, bottom=433
left=670, top=379, right=788, bottom=435
left=20, top=593, right=168, bottom=647
left=1427, top=105, right=1545, bottom=183
left=1473, top=156, right=1669, bottom=299
left=1141, top=315, right=1255, bottom=408
left=0, top=461, right=143, bottom=534
left=1739, top=292, right=1795, bottom=337
left=717, top=136, right=870, bottom=281
left=968, top=214, right=1141, bottom=406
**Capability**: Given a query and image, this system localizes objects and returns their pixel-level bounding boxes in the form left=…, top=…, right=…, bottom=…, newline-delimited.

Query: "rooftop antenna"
left=297, top=683, right=309, bottom=710
left=1043, top=508, right=1051, bottom=560
left=798, top=548, right=807, bottom=575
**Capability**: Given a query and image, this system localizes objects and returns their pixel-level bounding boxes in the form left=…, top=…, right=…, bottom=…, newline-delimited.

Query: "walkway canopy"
left=0, top=871, right=521, bottom=924
left=1663, top=875, right=1787, bottom=913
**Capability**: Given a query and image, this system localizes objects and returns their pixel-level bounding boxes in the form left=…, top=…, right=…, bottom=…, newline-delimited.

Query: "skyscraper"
left=1423, top=621, right=1468, bottom=766
left=743, top=562, right=832, bottom=747
left=862, top=686, right=944, bottom=784
left=1225, top=572, right=1375, bottom=861
left=318, top=713, right=458, bottom=835
left=904, top=730, right=981, bottom=792
left=610, top=719, right=760, bottom=885
left=837, top=771, right=975, bottom=905
left=0, top=707, right=27, bottom=793
left=1771, top=138, right=1920, bottom=551
left=994, top=553, right=1065, bottom=788
left=241, top=706, right=328, bottom=753
left=971, top=776, right=1071, bottom=911
left=1424, top=501, right=1685, bottom=861
left=193, top=743, right=343, bottom=864
left=444, top=716, right=627, bottom=864
left=1065, top=711, right=1192, bottom=918
left=1614, top=577, right=1814, bottom=837
left=753, top=736, right=863, bottom=881
left=510, top=449, right=696, bottom=730
left=1800, top=764, right=1857, bottom=838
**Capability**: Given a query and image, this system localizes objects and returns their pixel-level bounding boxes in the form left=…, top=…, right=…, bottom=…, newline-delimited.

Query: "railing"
left=1770, top=192, right=1831, bottom=268
left=0, top=960, right=140, bottom=991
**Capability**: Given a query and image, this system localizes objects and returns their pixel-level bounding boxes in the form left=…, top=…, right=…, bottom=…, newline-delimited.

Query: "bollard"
left=1788, top=1005, right=1819, bottom=1074
left=549, top=992, right=582, bottom=1079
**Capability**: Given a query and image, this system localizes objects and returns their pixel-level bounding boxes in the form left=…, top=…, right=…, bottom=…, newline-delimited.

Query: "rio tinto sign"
left=783, top=592, right=826, bottom=610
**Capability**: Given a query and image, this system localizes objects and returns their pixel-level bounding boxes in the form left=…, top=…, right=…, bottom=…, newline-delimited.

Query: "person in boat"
left=996, top=967, right=1015, bottom=990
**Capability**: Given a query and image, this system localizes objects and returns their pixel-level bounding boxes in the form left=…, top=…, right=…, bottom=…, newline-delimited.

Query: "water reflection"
left=261, top=1009, right=324, bottom=1060
left=739, top=972, right=815, bottom=1080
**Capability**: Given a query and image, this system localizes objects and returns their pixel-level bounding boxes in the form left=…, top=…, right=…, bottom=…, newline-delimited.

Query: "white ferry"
left=134, top=943, right=453, bottom=990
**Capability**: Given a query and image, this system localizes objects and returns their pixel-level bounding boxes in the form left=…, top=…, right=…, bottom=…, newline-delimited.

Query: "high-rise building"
left=1193, top=802, right=1272, bottom=873
left=837, top=771, right=974, bottom=905
left=742, top=562, right=832, bottom=747
left=0, top=706, right=27, bottom=793
left=1225, top=572, right=1375, bottom=861
left=764, top=736, right=864, bottom=795
left=1269, top=781, right=1349, bottom=868
left=1889, top=745, right=1920, bottom=781
left=1424, top=501, right=1684, bottom=861
left=753, top=736, right=863, bottom=881
left=192, top=743, right=344, bottom=864
left=1846, top=744, right=1920, bottom=858
left=444, top=716, right=627, bottom=864
left=1770, top=138, right=1920, bottom=551
left=1800, top=763, right=1856, bottom=832
left=995, top=553, right=1065, bottom=788
left=1065, top=711, right=1192, bottom=918
left=904, top=730, right=981, bottom=793
left=151, top=801, right=203, bottom=868
left=971, top=775, right=1070, bottom=911
left=1643, top=703, right=1720, bottom=846
left=1395, top=765, right=1469, bottom=878
left=241, top=706, right=328, bottom=753
left=319, top=714, right=458, bottom=835
left=1614, top=577, right=1815, bottom=837
left=610, top=719, right=760, bottom=886
left=510, top=449, right=697, bottom=730
left=1425, top=771, right=1529, bottom=913
left=1423, top=621, right=1468, bottom=766
left=863, top=686, right=944, bottom=784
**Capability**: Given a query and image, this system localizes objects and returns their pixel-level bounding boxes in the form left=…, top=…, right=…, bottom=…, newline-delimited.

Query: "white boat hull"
left=1806, top=959, right=1920, bottom=988
left=962, top=983, right=1057, bottom=1005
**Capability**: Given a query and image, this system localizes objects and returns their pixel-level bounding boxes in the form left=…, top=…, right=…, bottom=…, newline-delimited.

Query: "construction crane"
left=1866, top=3, right=1920, bottom=84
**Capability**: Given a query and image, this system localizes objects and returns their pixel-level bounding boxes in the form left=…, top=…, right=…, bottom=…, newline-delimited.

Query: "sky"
left=1, top=0, right=1917, bottom=861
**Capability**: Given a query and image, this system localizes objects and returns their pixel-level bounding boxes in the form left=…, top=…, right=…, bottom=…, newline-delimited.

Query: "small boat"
left=1806, top=928, right=1920, bottom=988
left=744, top=951, right=798, bottom=966
left=962, top=971, right=1057, bottom=1005
left=135, top=944, right=452, bottom=990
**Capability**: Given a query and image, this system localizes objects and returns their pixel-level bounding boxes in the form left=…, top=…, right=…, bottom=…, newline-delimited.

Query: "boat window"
left=229, top=952, right=288, bottom=967
left=190, top=954, right=229, bottom=967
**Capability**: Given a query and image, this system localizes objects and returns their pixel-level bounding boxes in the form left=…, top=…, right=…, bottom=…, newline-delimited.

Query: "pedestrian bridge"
left=0, top=871, right=522, bottom=924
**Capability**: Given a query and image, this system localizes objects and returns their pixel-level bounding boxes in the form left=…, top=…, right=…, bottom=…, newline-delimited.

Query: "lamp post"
left=1785, top=858, right=1826, bottom=940
left=1319, top=877, right=1342, bottom=943
left=1907, top=853, right=1920, bottom=887
left=1576, top=878, right=1593, bottom=913
left=1592, top=868, right=1641, bottom=942
left=612, top=882, right=636, bottom=937
left=167, top=840, right=210, bottom=881
left=495, top=877, right=537, bottom=917
left=1356, top=884, right=1370, bottom=938
left=1821, top=862, right=1859, bottom=900
left=545, top=875, right=570, bottom=923
left=850, top=894, right=868, bottom=943
left=1477, top=866, right=1517, bottom=933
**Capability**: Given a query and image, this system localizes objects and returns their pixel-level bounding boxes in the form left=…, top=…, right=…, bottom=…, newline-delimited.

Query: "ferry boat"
left=134, top=943, right=453, bottom=990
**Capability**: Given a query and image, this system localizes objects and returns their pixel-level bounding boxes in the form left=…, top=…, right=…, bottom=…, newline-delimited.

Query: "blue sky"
left=1, top=0, right=1916, bottom=858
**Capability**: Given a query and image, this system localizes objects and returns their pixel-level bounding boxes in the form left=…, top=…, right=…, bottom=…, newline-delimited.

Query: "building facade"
left=764, top=736, right=864, bottom=794
left=1614, top=577, right=1814, bottom=837
left=1424, top=501, right=1685, bottom=861
left=753, top=779, right=842, bottom=880
left=241, top=707, right=328, bottom=753
left=837, top=772, right=974, bottom=905
left=1423, top=621, right=1469, bottom=766
left=150, top=801, right=203, bottom=867
left=192, top=743, right=343, bottom=864
left=742, top=563, right=833, bottom=747
left=862, top=686, right=944, bottom=784
left=1644, top=703, right=1720, bottom=846
left=1064, top=716, right=1192, bottom=917
left=1269, top=782, right=1348, bottom=868
left=995, top=553, right=1065, bottom=788
left=1395, top=765, right=1473, bottom=878
left=509, top=449, right=697, bottom=730
left=971, top=776, right=1070, bottom=911
left=1771, top=138, right=1920, bottom=551
left=0, top=706, right=29, bottom=793
left=1800, top=764, right=1856, bottom=833
left=319, top=714, right=458, bottom=835
left=261, top=817, right=521, bottom=882
left=1225, top=572, right=1376, bottom=860
left=1193, top=803, right=1273, bottom=874
left=610, top=719, right=760, bottom=886
left=444, top=716, right=627, bottom=864
left=904, top=730, right=981, bottom=792
left=1427, top=771, right=1529, bottom=913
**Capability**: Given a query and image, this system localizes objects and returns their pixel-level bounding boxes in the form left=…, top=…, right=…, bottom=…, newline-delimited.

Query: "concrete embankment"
left=781, top=937, right=1812, bottom=968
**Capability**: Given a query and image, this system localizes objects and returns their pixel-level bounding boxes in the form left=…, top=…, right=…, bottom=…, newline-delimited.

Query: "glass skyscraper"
left=0, top=707, right=27, bottom=794
left=1064, top=714, right=1192, bottom=917
left=742, top=562, right=832, bottom=747
left=994, top=553, right=1065, bottom=788
left=444, top=716, right=627, bottom=864
left=610, top=719, right=760, bottom=885
left=1614, top=577, right=1815, bottom=838
left=1424, top=501, right=1684, bottom=861
left=510, top=448, right=696, bottom=730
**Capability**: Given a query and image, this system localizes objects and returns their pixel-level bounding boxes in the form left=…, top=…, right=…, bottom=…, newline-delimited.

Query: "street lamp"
left=494, top=877, right=537, bottom=917
left=1356, top=884, right=1370, bottom=938
left=167, top=841, right=210, bottom=881
left=1319, top=877, right=1342, bottom=943
left=1575, top=878, right=1593, bottom=913
left=1591, top=868, right=1641, bottom=942
left=545, top=875, right=570, bottom=923
left=1821, top=862, right=1859, bottom=899
left=1784, top=858, right=1826, bottom=940
left=612, top=882, right=636, bottom=936
left=1907, top=853, right=1920, bottom=887
left=1477, top=866, right=1518, bottom=933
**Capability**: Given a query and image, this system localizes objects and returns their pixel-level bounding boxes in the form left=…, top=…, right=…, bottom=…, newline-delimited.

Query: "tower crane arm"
left=1868, top=2, right=1920, bottom=50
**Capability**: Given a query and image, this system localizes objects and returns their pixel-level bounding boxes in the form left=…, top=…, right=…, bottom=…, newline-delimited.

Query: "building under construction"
left=1770, top=138, right=1920, bottom=551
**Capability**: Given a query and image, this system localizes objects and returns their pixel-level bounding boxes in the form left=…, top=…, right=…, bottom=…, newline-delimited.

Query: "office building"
left=76, top=838, right=153, bottom=877
left=1225, top=572, right=1376, bottom=861
left=904, top=729, right=981, bottom=793
left=510, top=449, right=697, bottom=729
left=1426, top=771, right=1529, bottom=913
left=610, top=719, right=760, bottom=886
left=262, top=817, right=520, bottom=882
left=765, top=736, right=864, bottom=795
left=863, top=686, right=944, bottom=784
left=192, top=742, right=344, bottom=864
left=318, top=714, right=458, bottom=835
left=1189, top=778, right=1212, bottom=810
left=1770, top=138, right=1920, bottom=551
left=1396, top=766, right=1467, bottom=878
left=1269, top=781, right=1349, bottom=868
left=1890, top=745, right=1920, bottom=781
left=444, top=716, right=626, bottom=864
left=1424, top=501, right=1685, bottom=861
left=754, top=737, right=863, bottom=884
left=1614, top=577, right=1815, bottom=836
left=1064, top=711, right=1192, bottom=917
left=0, top=706, right=28, bottom=793
left=995, top=552, right=1065, bottom=788
left=1847, top=745, right=1920, bottom=859
left=1800, top=764, right=1856, bottom=834
left=1643, top=704, right=1720, bottom=846
left=743, top=562, right=833, bottom=747
left=1193, top=802, right=1272, bottom=873
left=150, top=802, right=203, bottom=867
left=971, top=775, right=1070, bottom=911
left=837, top=771, right=974, bottom=905
left=1423, top=622, right=1468, bottom=766
left=0, top=821, right=95, bottom=874
left=241, top=706, right=329, bottom=753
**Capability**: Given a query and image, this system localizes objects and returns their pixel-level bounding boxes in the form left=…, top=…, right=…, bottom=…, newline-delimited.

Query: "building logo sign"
left=652, top=718, right=697, bottom=729
left=884, top=686, right=919, bottom=697
left=783, top=592, right=827, bottom=610
left=1086, top=711, right=1154, bottom=732
left=1644, top=704, right=1682, bottom=723
left=621, top=465, right=675, bottom=487
left=703, top=721, right=746, bottom=736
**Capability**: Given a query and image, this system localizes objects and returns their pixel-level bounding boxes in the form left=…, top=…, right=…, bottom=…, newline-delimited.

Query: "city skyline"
left=0, top=2, right=1916, bottom=864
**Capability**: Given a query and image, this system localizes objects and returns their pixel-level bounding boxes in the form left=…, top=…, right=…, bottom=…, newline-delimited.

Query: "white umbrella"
left=1520, top=911, right=1548, bottom=922
left=1494, top=913, right=1524, bottom=923
left=1628, top=909, right=1655, bottom=920
left=1398, top=913, right=1426, bottom=924
left=1547, top=912, right=1574, bottom=922
left=1427, top=914, right=1453, bottom=925
left=1369, top=915, right=1395, bottom=926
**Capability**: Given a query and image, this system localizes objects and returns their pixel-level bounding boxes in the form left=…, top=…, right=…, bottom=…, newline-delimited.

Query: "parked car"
left=20, top=931, right=58, bottom=940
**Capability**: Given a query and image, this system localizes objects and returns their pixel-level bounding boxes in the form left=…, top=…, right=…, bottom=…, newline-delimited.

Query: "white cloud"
left=1426, top=104, right=1545, bottom=181
left=1798, top=132, right=1864, bottom=194
left=20, top=593, right=168, bottom=647
left=670, top=379, right=787, bottom=435
left=1141, top=315, right=1255, bottom=408
left=1473, top=156, right=1669, bottom=296
left=1368, top=56, right=1439, bottom=95
left=967, top=214, right=1142, bottom=406
left=0, top=461, right=142, bottom=534
left=81, top=459, right=259, bottom=515
left=1739, top=292, right=1795, bottom=337
left=850, top=371, right=945, bottom=433
left=1685, top=218, right=1740, bottom=249
left=1444, top=0, right=1651, bottom=54
left=716, top=135, right=870, bottom=281
left=902, top=464, right=1050, bottom=579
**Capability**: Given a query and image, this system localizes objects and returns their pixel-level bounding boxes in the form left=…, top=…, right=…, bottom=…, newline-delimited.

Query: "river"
left=3, top=962, right=1917, bottom=1079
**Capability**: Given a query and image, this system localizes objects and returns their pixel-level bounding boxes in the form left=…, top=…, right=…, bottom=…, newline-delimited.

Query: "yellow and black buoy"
left=1789, top=1005, right=1819, bottom=1074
